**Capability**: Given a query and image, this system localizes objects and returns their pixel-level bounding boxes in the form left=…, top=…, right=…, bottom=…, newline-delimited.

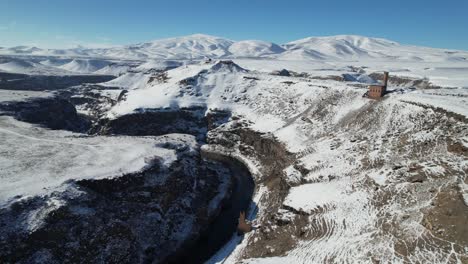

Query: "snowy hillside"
left=0, top=59, right=72, bottom=75
left=282, top=35, right=395, bottom=59
left=98, top=60, right=468, bottom=263
left=228, top=40, right=285, bottom=58
left=280, top=35, right=468, bottom=61
left=92, top=34, right=234, bottom=60
left=58, top=59, right=110, bottom=73
left=0, top=116, right=179, bottom=205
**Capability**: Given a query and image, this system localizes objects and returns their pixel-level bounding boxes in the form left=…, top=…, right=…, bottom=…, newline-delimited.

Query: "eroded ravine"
left=0, top=93, right=261, bottom=263
left=173, top=153, right=255, bottom=264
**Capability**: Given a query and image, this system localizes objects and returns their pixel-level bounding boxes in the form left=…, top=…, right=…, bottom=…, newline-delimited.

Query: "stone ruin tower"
left=368, top=71, right=389, bottom=99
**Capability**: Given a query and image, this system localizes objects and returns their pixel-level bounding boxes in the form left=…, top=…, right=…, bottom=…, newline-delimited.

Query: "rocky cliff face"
left=0, top=97, right=91, bottom=132
left=0, top=133, right=233, bottom=263
left=96, top=107, right=208, bottom=139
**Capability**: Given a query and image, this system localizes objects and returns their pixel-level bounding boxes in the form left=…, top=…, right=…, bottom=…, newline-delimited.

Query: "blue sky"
left=0, top=0, right=467, bottom=50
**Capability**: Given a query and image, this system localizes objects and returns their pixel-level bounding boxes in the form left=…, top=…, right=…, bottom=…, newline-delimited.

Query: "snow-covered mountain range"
left=1, top=34, right=467, bottom=62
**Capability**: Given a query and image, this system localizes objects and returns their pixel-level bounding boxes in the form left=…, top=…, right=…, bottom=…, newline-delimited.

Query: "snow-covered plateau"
left=0, top=34, right=467, bottom=264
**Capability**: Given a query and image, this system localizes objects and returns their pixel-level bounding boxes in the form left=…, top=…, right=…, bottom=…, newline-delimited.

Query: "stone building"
left=368, top=72, right=389, bottom=99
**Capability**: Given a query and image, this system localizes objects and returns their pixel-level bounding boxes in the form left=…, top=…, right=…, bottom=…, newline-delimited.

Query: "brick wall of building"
left=368, top=85, right=384, bottom=98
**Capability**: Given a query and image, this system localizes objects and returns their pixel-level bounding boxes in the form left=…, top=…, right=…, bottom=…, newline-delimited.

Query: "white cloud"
left=0, top=21, right=17, bottom=31
left=52, top=34, right=119, bottom=49
left=96, top=36, right=112, bottom=42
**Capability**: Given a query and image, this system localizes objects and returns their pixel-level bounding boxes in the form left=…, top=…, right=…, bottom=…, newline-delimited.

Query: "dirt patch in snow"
left=421, top=184, right=468, bottom=247
left=369, top=72, right=441, bottom=89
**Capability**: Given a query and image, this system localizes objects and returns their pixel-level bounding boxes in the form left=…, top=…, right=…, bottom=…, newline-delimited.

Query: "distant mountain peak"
left=286, top=35, right=399, bottom=46
left=187, top=33, right=228, bottom=39
left=229, top=40, right=285, bottom=58
left=147, top=33, right=233, bottom=44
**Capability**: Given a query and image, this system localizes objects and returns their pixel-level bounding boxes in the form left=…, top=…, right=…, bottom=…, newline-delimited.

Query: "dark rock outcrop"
left=93, top=107, right=208, bottom=139
left=0, top=74, right=116, bottom=91
left=0, top=97, right=91, bottom=132
left=0, top=145, right=232, bottom=264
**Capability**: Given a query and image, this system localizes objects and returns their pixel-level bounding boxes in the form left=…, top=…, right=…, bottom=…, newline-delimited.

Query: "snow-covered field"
left=0, top=34, right=467, bottom=263
left=0, top=115, right=195, bottom=207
